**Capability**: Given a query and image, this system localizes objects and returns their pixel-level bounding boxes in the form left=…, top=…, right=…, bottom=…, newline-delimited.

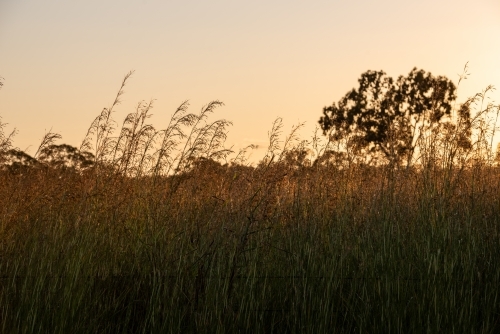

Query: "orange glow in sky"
left=1, top=0, right=499, bottom=161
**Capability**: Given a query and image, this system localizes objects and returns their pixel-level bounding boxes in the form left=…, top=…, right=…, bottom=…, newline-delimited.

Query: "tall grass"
left=1, top=71, right=500, bottom=333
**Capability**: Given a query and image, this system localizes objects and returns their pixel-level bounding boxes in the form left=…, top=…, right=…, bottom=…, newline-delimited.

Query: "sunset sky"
left=1, top=0, right=499, bottom=162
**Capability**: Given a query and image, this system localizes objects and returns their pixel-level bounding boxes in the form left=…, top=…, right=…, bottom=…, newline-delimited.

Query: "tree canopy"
left=319, top=68, right=457, bottom=165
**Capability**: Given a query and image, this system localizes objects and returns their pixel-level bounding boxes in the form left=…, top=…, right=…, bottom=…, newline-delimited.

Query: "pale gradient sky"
left=1, top=0, right=499, bottom=161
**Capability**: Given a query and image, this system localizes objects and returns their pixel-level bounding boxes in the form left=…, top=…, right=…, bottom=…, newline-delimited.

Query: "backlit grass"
left=1, top=73, right=500, bottom=333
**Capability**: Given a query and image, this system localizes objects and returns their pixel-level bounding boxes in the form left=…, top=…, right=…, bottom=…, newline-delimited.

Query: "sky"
left=1, top=0, right=499, bottom=162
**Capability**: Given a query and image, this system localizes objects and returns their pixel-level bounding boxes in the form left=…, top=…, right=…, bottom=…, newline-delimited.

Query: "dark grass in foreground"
left=1, top=73, right=500, bottom=333
left=2, top=163, right=500, bottom=333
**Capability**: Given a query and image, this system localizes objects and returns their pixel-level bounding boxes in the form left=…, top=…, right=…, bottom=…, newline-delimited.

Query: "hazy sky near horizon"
left=1, top=0, right=499, bottom=161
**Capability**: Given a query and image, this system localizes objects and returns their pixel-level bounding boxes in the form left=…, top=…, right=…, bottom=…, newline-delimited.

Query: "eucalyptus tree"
left=319, top=68, right=458, bottom=166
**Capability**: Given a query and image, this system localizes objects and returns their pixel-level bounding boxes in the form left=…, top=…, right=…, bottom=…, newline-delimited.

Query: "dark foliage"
left=38, top=144, right=95, bottom=170
left=0, top=149, right=40, bottom=173
left=0, top=144, right=94, bottom=174
left=319, top=68, right=457, bottom=163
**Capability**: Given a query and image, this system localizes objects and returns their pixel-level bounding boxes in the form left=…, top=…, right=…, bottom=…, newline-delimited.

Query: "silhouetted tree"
left=183, top=156, right=224, bottom=174
left=0, top=144, right=95, bottom=174
left=283, top=148, right=312, bottom=170
left=0, top=149, right=39, bottom=173
left=37, top=144, right=94, bottom=170
left=319, top=68, right=457, bottom=165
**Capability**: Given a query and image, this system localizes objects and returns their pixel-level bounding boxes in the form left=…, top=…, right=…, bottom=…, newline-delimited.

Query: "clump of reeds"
left=1, top=69, right=500, bottom=333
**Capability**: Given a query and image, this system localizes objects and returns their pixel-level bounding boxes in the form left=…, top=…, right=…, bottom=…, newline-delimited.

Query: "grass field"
left=1, top=74, right=500, bottom=333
